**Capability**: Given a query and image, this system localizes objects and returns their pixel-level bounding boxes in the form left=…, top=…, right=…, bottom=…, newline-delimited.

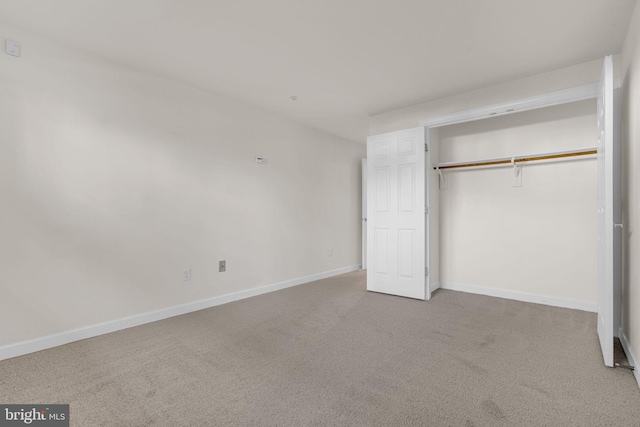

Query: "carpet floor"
left=1, top=270, right=639, bottom=426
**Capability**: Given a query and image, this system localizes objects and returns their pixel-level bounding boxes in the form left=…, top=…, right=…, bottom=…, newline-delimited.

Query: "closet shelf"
left=432, top=147, right=597, bottom=170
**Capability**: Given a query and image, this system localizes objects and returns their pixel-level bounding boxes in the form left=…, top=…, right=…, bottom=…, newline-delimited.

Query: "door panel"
left=367, top=128, right=426, bottom=300
left=398, top=164, right=415, bottom=212
left=374, top=229, right=390, bottom=274
left=375, top=167, right=390, bottom=212
left=597, top=55, right=617, bottom=368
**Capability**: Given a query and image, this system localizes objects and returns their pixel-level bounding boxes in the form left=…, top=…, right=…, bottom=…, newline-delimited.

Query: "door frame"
left=419, top=84, right=598, bottom=129
left=362, top=158, right=367, bottom=270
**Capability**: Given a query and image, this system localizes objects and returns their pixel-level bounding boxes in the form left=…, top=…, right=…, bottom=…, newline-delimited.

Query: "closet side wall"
left=437, top=101, right=597, bottom=307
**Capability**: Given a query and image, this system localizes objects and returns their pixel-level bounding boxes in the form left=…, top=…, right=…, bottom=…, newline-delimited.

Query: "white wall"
left=620, top=0, right=640, bottom=385
left=370, top=59, right=603, bottom=135
left=0, top=23, right=365, bottom=348
left=435, top=101, right=597, bottom=306
left=371, top=61, right=603, bottom=310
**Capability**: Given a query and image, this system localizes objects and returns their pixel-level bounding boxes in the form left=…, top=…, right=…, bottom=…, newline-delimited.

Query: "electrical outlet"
left=182, top=268, right=191, bottom=281
left=219, top=260, right=226, bottom=272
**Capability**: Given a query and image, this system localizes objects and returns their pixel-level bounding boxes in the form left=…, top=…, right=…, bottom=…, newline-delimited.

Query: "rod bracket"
left=511, top=157, right=522, bottom=187
left=437, top=168, right=447, bottom=190
left=511, top=157, right=520, bottom=177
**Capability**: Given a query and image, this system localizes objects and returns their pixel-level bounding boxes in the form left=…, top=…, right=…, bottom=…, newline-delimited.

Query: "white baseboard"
left=437, top=281, right=598, bottom=313
left=0, top=265, right=361, bottom=362
left=430, top=281, right=441, bottom=294
left=618, top=328, right=640, bottom=388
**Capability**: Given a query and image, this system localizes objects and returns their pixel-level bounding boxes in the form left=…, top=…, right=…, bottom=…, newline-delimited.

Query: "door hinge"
left=425, top=268, right=429, bottom=276
left=425, top=206, right=428, bottom=214
left=425, top=143, right=429, bottom=152
left=615, top=363, right=635, bottom=370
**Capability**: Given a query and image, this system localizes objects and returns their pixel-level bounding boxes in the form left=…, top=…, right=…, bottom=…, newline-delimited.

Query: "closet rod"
left=433, top=147, right=597, bottom=170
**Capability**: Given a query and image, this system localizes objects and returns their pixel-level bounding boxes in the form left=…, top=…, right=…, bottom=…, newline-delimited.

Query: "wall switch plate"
left=182, top=268, right=191, bottom=281
left=5, top=40, right=20, bottom=57
left=219, top=260, right=226, bottom=272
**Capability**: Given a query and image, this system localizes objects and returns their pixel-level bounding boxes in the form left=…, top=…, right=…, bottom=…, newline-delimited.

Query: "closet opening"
left=427, top=99, right=599, bottom=313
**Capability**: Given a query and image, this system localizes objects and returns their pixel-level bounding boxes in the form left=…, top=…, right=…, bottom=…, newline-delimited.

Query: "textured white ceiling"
left=0, top=0, right=636, bottom=142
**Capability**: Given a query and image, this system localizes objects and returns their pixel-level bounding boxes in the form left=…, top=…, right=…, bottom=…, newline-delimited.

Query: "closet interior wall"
left=434, top=99, right=598, bottom=308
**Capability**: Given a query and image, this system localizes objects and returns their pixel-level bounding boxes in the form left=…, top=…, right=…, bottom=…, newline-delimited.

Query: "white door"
left=362, top=158, right=367, bottom=270
left=367, top=128, right=426, bottom=300
left=597, top=54, right=620, bottom=367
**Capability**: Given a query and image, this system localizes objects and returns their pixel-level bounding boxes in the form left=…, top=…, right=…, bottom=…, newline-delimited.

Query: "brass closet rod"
left=433, top=148, right=597, bottom=171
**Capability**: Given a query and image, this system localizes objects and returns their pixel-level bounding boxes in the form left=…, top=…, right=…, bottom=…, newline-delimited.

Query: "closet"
left=365, top=56, right=620, bottom=367
left=432, top=101, right=597, bottom=307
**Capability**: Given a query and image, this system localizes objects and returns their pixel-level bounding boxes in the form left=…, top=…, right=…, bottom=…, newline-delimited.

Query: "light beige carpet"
left=1, top=270, right=639, bottom=426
